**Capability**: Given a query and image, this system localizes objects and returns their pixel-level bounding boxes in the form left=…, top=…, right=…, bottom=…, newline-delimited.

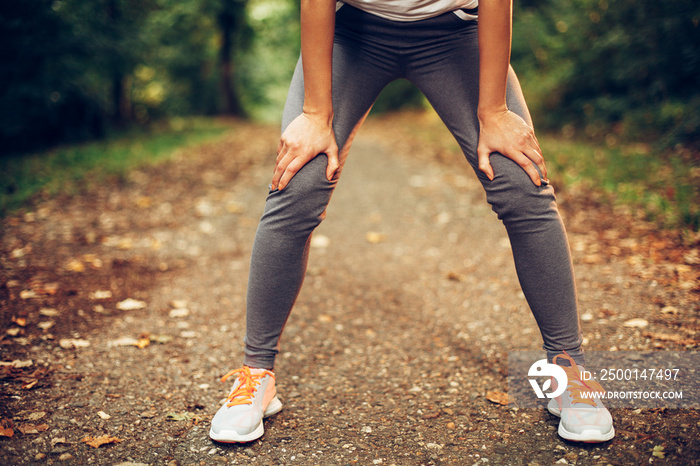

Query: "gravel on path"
left=1, top=114, right=698, bottom=465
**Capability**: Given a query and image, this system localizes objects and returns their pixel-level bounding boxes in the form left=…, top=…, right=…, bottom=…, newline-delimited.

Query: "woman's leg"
left=406, top=18, right=584, bottom=365
left=243, top=20, right=397, bottom=370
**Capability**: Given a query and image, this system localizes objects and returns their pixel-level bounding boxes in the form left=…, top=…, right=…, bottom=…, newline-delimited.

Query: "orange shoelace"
left=220, top=367, right=275, bottom=408
left=552, top=352, right=606, bottom=408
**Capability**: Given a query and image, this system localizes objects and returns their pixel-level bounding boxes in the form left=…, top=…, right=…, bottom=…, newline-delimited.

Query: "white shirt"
left=338, top=0, right=479, bottom=22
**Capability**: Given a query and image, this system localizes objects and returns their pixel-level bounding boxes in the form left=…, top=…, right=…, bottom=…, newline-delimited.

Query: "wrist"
left=477, top=104, right=508, bottom=123
left=302, top=106, right=334, bottom=126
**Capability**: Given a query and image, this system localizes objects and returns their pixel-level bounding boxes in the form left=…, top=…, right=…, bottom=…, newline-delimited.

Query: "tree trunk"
left=219, top=1, right=245, bottom=116
left=107, top=0, right=128, bottom=125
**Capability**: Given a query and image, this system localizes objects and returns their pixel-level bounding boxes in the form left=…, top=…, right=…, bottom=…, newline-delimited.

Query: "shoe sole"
left=547, top=403, right=615, bottom=443
left=209, top=396, right=283, bottom=443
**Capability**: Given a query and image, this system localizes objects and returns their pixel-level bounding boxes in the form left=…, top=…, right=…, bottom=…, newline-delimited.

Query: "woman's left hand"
left=477, top=109, right=548, bottom=186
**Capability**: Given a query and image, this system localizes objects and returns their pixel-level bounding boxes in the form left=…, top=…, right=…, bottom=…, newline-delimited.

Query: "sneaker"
left=547, top=353, right=615, bottom=442
left=209, top=366, right=283, bottom=443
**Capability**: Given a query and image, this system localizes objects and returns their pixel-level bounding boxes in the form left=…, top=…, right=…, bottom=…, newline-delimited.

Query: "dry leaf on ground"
left=83, top=435, right=122, bottom=448
left=59, top=339, right=90, bottom=349
left=486, top=390, right=509, bottom=405
left=116, top=298, right=147, bottom=311
left=624, top=318, right=649, bottom=328
left=166, top=412, right=195, bottom=421
left=18, top=424, right=49, bottom=434
left=90, top=290, right=113, bottom=300
left=0, top=360, right=33, bottom=368
left=365, top=232, right=386, bottom=244
left=12, top=316, right=27, bottom=327
left=0, top=420, right=14, bottom=438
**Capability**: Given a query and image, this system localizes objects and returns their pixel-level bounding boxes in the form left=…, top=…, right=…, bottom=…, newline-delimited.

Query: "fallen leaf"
left=40, top=282, right=59, bottom=295
left=18, top=423, right=49, bottom=434
left=21, top=380, right=39, bottom=390
left=150, top=334, right=174, bottom=344
left=51, top=437, right=67, bottom=447
left=169, top=308, right=190, bottom=318
left=486, top=390, right=509, bottom=405
left=136, top=196, right=152, bottom=208
left=65, top=259, right=85, bottom=273
left=59, top=339, right=90, bottom=349
left=166, top=412, right=195, bottom=421
left=12, top=316, right=27, bottom=327
left=643, top=332, right=683, bottom=342
left=0, top=359, right=33, bottom=368
left=90, top=290, right=113, bottom=300
left=39, top=308, right=60, bottom=317
left=652, top=445, right=665, bottom=459
left=83, top=435, right=122, bottom=448
left=623, top=318, right=649, bottom=328
left=19, top=290, right=37, bottom=299
left=26, top=412, right=46, bottom=421
left=38, top=321, right=54, bottom=331
left=11, top=248, right=27, bottom=258
left=310, top=234, right=331, bottom=249
left=170, top=300, right=188, bottom=308
left=0, top=419, right=14, bottom=438
left=136, top=337, right=150, bottom=349
left=365, top=232, right=386, bottom=244
left=116, top=298, right=146, bottom=311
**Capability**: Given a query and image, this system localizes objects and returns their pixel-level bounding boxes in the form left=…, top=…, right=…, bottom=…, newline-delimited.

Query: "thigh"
left=406, top=20, right=533, bottom=178
left=282, top=30, right=397, bottom=167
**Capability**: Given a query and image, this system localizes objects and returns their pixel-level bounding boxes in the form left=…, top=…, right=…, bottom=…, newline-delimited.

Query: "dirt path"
left=1, top=114, right=698, bottom=465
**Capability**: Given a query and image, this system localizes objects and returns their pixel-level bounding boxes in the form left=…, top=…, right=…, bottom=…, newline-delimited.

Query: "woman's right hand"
left=272, top=111, right=339, bottom=191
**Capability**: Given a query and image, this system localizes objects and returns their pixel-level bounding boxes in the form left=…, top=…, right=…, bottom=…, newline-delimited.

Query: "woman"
left=209, top=0, right=614, bottom=444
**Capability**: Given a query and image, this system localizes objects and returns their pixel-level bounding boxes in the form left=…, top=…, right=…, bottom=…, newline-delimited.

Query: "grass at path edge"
left=1, top=117, right=230, bottom=217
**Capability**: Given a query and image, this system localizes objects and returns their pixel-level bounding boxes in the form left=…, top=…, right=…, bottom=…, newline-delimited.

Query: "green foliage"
left=371, top=80, right=428, bottom=115
left=513, top=0, right=700, bottom=149
left=237, top=0, right=301, bottom=121
left=0, top=0, right=160, bottom=152
left=0, top=118, right=228, bottom=216
left=542, top=136, right=699, bottom=231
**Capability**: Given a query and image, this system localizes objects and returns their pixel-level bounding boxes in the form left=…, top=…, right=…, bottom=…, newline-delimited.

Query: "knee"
left=484, top=155, right=559, bottom=231
left=259, top=155, right=336, bottom=236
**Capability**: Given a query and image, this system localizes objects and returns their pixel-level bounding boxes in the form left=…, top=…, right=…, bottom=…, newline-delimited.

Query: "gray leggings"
left=243, top=5, right=584, bottom=369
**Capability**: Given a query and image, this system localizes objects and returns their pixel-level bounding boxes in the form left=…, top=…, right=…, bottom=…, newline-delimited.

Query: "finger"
left=508, top=150, right=542, bottom=186
left=526, top=133, right=547, bottom=181
left=523, top=147, right=548, bottom=183
left=325, top=147, right=340, bottom=181
left=477, top=145, right=495, bottom=181
left=272, top=148, right=293, bottom=190
left=277, top=156, right=308, bottom=191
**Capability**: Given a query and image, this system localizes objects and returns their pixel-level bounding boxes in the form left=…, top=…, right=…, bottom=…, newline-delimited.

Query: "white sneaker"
left=209, top=367, right=283, bottom=443
left=547, top=353, right=615, bottom=442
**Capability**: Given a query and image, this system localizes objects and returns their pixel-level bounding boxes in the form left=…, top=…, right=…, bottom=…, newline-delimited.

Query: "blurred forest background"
left=1, top=0, right=699, bottom=228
